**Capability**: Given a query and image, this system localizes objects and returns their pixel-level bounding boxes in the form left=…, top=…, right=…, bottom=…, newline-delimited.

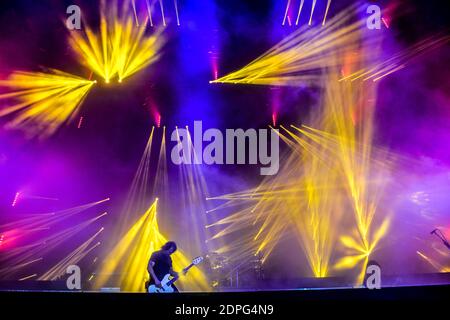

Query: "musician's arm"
left=169, top=267, right=179, bottom=279
left=148, top=261, right=161, bottom=286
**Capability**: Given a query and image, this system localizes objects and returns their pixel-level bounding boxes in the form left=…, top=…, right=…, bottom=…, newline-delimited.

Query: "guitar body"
left=148, top=274, right=175, bottom=293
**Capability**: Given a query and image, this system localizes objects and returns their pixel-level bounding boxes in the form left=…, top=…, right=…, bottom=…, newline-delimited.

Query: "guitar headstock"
left=192, top=256, right=204, bottom=265
left=182, top=256, right=204, bottom=275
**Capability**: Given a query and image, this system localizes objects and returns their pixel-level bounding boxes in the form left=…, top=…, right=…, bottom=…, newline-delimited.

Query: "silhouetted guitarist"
left=146, top=241, right=179, bottom=292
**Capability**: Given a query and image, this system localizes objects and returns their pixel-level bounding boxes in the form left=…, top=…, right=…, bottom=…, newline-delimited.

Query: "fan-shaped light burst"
left=211, top=4, right=375, bottom=86
left=211, top=5, right=448, bottom=87
left=0, top=70, right=95, bottom=138
left=68, top=0, right=165, bottom=83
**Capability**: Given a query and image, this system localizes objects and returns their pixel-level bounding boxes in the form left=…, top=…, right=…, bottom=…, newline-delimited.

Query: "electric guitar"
left=147, top=256, right=204, bottom=293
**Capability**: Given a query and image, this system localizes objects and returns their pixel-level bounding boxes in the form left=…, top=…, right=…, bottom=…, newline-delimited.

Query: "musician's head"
left=161, top=241, right=177, bottom=254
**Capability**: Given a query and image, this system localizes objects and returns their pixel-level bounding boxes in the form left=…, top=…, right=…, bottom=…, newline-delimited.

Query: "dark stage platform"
left=1, top=285, right=448, bottom=318
left=2, top=272, right=449, bottom=291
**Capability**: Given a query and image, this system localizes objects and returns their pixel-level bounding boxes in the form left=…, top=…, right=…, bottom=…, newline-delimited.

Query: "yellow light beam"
left=18, top=274, right=37, bottom=281
left=0, top=70, right=95, bottom=138
left=145, top=0, right=154, bottom=27
left=309, top=0, right=317, bottom=25
left=295, top=0, right=305, bottom=25
left=174, top=0, right=180, bottom=26
left=322, top=0, right=332, bottom=26
left=68, top=0, right=165, bottom=83
left=39, top=227, right=104, bottom=280
left=282, top=0, right=291, bottom=26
